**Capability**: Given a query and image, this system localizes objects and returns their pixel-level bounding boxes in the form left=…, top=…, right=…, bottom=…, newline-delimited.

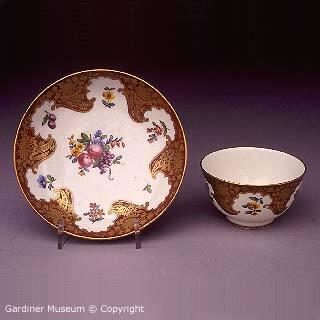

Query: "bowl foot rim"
left=226, top=216, right=275, bottom=229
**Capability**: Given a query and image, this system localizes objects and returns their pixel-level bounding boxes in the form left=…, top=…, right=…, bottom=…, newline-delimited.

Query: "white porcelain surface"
left=202, top=147, right=306, bottom=228
left=202, top=147, right=305, bottom=185
left=14, top=70, right=187, bottom=239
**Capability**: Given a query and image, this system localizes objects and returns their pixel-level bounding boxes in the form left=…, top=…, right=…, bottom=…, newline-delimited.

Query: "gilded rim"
left=13, top=69, right=188, bottom=240
left=200, top=146, right=306, bottom=187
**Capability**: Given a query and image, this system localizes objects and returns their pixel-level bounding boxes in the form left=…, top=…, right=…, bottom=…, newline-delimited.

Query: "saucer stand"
left=57, top=220, right=69, bottom=249
left=57, top=218, right=142, bottom=250
left=133, top=218, right=142, bottom=249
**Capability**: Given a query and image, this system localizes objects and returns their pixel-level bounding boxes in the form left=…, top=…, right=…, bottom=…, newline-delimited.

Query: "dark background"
left=1, top=2, right=320, bottom=319
left=1, top=0, right=319, bottom=77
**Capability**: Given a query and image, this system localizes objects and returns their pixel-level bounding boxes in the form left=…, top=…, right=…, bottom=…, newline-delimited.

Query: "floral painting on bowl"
left=201, top=147, right=305, bottom=228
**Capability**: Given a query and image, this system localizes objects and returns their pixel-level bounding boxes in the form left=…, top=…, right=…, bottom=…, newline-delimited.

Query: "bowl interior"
left=201, top=147, right=305, bottom=185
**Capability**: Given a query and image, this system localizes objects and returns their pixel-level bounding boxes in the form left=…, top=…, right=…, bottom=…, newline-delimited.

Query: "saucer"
left=14, top=70, right=187, bottom=239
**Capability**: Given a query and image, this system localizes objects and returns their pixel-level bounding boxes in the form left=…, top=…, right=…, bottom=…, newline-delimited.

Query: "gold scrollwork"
left=14, top=70, right=187, bottom=239
left=204, top=171, right=303, bottom=217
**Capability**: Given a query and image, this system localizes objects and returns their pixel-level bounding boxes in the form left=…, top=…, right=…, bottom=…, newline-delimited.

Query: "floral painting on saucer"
left=14, top=70, right=187, bottom=239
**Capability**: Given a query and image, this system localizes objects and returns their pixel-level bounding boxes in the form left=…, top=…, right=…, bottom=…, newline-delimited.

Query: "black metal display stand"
left=57, top=218, right=142, bottom=250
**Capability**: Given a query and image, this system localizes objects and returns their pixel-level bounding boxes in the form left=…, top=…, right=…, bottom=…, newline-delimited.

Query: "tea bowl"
left=201, top=147, right=306, bottom=228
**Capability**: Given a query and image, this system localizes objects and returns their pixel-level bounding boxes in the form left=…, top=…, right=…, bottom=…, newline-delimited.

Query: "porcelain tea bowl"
left=201, top=147, right=306, bottom=228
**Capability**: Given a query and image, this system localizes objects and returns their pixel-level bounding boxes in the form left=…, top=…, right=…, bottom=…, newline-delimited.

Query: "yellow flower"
left=71, top=143, right=84, bottom=157
left=247, top=201, right=260, bottom=210
left=103, top=90, right=115, bottom=101
left=68, top=135, right=76, bottom=145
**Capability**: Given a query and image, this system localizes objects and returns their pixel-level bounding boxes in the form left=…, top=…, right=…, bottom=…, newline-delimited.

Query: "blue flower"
left=37, top=175, right=47, bottom=188
left=92, top=137, right=102, bottom=144
left=94, top=130, right=102, bottom=138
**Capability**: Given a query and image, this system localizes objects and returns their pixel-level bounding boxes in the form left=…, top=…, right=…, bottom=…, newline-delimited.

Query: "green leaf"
left=163, top=127, right=168, bottom=136
left=42, top=115, right=48, bottom=126
left=160, top=120, right=166, bottom=127
left=47, top=175, right=54, bottom=182
left=160, top=121, right=168, bottom=135
left=81, top=133, right=90, bottom=142
left=103, top=145, right=110, bottom=152
left=116, top=155, right=122, bottom=161
left=143, top=184, right=152, bottom=193
left=101, top=134, right=108, bottom=139
left=92, top=159, right=101, bottom=168
left=77, top=139, right=84, bottom=143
